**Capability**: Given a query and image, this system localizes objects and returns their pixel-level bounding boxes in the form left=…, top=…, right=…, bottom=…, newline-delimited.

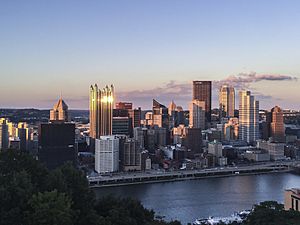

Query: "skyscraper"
left=50, top=97, right=69, bottom=122
left=192, top=81, right=212, bottom=123
left=38, top=123, right=76, bottom=169
left=189, top=100, right=206, bottom=130
left=89, top=84, right=114, bottom=139
left=0, top=118, right=9, bottom=150
left=239, top=90, right=259, bottom=144
left=219, top=85, right=235, bottom=117
left=270, top=106, right=285, bottom=142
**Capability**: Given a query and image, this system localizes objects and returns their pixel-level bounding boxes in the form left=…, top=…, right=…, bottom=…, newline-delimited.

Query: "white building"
left=239, top=91, right=259, bottom=144
left=95, top=135, right=119, bottom=173
left=189, top=100, right=206, bottom=130
left=208, top=140, right=223, bottom=158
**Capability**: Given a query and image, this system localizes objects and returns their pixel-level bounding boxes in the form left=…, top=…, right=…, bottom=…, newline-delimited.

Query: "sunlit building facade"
left=50, top=97, right=69, bottom=122
left=270, top=106, right=285, bottom=142
left=189, top=100, right=206, bottom=130
left=89, top=84, right=114, bottom=139
left=239, top=90, right=259, bottom=144
left=219, top=85, right=235, bottom=117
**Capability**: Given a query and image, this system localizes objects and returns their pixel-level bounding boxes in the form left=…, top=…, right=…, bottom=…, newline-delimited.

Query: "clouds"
left=116, top=80, right=191, bottom=107
left=116, top=72, right=297, bottom=109
left=213, top=72, right=297, bottom=89
left=52, top=72, right=297, bottom=109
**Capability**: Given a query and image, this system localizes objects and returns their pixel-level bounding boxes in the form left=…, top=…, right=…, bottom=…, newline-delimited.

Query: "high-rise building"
left=17, top=122, right=29, bottom=152
left=189, top=100, right=206, bottom=130
left=219, top=85, right=235, bottom=118
left=50, top=97, right=69, bottom=122
left=192, top=81, right=212, bottom=123
left=122, top=139, right=142, bottom=171
left=112, top=117, right=132, bottom=136
left=239, top=90, right=259, bottom=144
left=0, top=119, right=9, bottom=150
left=38, top=123, right=76, bottom=169
left=95, top=136, right=119, bottom=173
left=270, top=106, right=285, bottom=142
left=152, top=99, right=169, bottom=129
left=89, top=84, right=114, bottom=139
left=129, top=108, right=141, bottom=128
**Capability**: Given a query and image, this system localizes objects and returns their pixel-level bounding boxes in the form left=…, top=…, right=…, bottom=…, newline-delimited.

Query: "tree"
left=25, top=190, right=74, bottom=225
left=243, top=201, right=300, bottom=225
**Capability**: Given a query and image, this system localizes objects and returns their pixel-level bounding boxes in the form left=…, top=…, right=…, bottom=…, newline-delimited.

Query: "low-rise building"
left=285, top=188, right=300, bottom=212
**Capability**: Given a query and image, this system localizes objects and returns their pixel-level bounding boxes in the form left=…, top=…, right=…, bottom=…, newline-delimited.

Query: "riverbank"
left=89, top=163, right=292, bottom=188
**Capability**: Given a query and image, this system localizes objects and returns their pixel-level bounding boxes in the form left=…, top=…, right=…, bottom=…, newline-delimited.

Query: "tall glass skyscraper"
left=89, top=84, right=114, bottom=139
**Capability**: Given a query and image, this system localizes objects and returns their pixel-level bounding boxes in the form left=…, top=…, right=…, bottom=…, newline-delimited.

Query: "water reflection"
left=95, top=173, right=300, bottom=224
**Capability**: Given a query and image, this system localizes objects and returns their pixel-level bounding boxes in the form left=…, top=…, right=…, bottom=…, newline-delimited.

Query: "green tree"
left=25, top=190, right=74, bottom=225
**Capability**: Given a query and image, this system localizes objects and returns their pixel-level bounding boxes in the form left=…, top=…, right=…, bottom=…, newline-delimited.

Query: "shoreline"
left=90, top=167, right=292, bottom=188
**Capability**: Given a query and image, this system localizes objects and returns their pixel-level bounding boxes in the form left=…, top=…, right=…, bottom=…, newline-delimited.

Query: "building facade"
left=192, top=81, right=212, bottom=123
left=239, top=90, right=259, bottom=144
left=270, top=106, right=285, bottom=142
left=219, top=85, right=235, bottom=118
left=95, top=136, right=119, bottom=173
left=285, top=188, right=300, bottom=212
left=50, top=97, right=69, bottom=122
left=189, top=100, right=206, bottom=130
left=89, top=84, right=114, bottom=139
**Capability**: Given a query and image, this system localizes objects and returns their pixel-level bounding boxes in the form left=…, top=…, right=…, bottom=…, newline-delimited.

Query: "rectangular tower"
left=239, top=90, right=259, bottom=144
left=192, top=81, right=212, bottom=123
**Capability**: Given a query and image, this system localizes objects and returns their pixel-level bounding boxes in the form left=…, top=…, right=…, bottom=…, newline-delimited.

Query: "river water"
left=94, top=173, right=300, bottom=224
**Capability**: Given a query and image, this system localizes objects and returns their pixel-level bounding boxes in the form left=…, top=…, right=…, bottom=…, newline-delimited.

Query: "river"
left=94, top=172, right=300, bottom=224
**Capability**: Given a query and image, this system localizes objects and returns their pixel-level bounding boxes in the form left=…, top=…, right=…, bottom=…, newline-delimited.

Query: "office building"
left=239, top=90, right=259, bottom=144
left=95, top=136, right=119, bottom=173
left=183, top=127, right=202, bottom=153
left=17, top=122, right=29, bottom=151
left=223, top=118, right=239, bottom=141
left=112, top=117, right=132, bottom=136
left=189, top=100, right=206, bottom=130
left=122, top=139, right=142, bottom=171
left=38, top=123, right=76, bottom=169
left=208, top=140, right=223, bottom=158
left=192, top=81, right=212, bottom=123
left=219, top=85, right=235, bottom=117
left=0, top=119, right=9, bottom=150
left=270, top=106, right=285, bottom=142
left=257, top=140, right=285, bottom=161
left=50, top=97, right=69, bottom=122
left=152, top=99, right=169, bottom=129
left=285, top=188, right=300, bottom=212
left=129, top=107, right=141, bottom=128
left=89, top=84, right=114, bottom=139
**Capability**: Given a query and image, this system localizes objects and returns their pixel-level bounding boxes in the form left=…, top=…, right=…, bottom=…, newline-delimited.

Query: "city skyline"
left=1, top=0, right=300, bottom=109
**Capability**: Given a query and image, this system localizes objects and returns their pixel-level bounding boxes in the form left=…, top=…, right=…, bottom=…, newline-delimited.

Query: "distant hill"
left=0, top=108, right=89, bottom=124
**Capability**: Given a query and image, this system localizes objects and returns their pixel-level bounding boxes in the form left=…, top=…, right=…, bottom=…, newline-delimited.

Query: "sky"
left=0, top=0, right=300, bottom=110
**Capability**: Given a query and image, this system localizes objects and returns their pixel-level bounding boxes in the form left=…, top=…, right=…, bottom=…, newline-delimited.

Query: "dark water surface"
left=94, top=173, right=300, bottom=224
